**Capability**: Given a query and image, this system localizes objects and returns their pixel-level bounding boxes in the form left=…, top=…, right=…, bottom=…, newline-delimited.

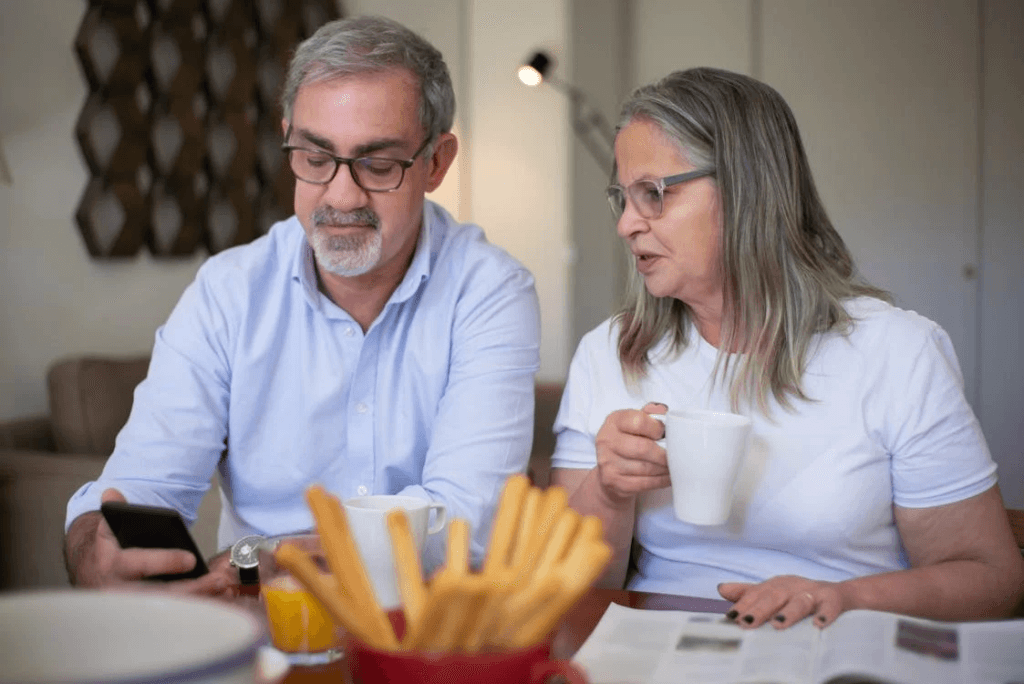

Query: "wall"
left=464, top=0, right=572, bottom=382
left=569, top=0, right=630, bottom=352
left=980, top=0, right=1024, bottom=507
left=0, top=3, right=205, bottom=419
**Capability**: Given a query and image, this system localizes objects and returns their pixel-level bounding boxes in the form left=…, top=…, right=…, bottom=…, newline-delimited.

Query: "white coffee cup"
left=342, top=494, right=447, bottom=609
left=653, top=409, right=752, bottom=525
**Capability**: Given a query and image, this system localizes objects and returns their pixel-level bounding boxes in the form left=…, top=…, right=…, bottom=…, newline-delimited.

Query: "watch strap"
left=238, top=564, right=259, bottom=586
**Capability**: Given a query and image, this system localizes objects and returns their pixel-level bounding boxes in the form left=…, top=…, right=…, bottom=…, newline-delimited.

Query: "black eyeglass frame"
left=281, top=125, right=434, bottom=192
left=606, top=168, right=716, bottom=219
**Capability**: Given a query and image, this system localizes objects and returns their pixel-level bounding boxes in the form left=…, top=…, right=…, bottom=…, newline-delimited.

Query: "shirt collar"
left=389, top=202, right=433, bottom=304
left=294, top=227, right=321, bottom=311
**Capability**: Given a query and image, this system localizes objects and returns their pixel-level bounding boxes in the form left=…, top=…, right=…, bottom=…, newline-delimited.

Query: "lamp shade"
left=517, top=51, right=552, bottom=87
left=515, top=48, right=614, bottom=170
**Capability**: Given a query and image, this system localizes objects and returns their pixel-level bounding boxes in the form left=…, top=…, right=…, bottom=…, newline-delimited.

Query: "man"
left=64, top=15, right=540, bottom=595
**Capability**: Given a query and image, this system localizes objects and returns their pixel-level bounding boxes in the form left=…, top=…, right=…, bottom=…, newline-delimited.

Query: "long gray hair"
left=614, top=67, right=889, bottom=413
left=280, top=15, right=455, bottom=147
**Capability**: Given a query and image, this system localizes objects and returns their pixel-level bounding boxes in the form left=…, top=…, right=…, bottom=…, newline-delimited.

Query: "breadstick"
left=459, top=569, right=515, bottom=653
left=509, top=487, right=541, bottom=571
left=402, top=572, right=459, bottom=650
left=419, top=573, right=489, bottom=652
left=535, top=486, right=569, bottom=540
left=449, top=574, right=492, bottom=651
left=556, top=536, right=610, bottom=588
left=482, top=474, right=529, bottom=575
left=386, top=509, right=428, bottom=632
left=510, top=540, right=613, bottom=648
left=305, top=485, right=397, bottom=649
left=575, top=514, right=604, bottom=546
left=274, top=541, right=390, bottom=650
left=444, top=518, right=471, bottom=577
left=499, top=509, right=593, bottom=647
left=532, top=507, right=581, bottom=580
left=512, top=486, right=568, bottom=578
left=489, top=572, right=563, bottom=648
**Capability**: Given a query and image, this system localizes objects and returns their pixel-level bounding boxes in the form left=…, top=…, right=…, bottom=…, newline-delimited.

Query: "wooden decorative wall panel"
left=74, top=0, right=340, bottom=258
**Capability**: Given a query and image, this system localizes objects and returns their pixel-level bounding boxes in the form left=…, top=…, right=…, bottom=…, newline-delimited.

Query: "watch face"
left=231, top=534, right=264, bottom=568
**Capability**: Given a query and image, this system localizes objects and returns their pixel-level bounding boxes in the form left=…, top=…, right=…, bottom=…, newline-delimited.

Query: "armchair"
left=0, top=356, right=220, bottom=590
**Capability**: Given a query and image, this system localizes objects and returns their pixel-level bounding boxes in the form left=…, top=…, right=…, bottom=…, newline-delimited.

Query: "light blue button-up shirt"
left=67, top=202, right=541, bottom=567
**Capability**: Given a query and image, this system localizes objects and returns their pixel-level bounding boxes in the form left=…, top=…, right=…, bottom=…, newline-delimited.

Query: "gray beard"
left=309, top=206, right=382, bottom=277
left=310, top=227, right=382, bottom=276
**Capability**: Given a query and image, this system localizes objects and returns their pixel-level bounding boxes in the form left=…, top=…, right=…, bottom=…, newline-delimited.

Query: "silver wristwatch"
left=229, top=534, right=264, bottom=585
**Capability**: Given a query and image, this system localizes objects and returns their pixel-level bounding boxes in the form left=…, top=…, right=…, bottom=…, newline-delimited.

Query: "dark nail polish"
left=726, top=610, right=738, bottom=620
left=816, top=614, right=826, bottom=622
left=774, top=614, right=785, bottom=623
left=653, top=402, right=668, bottom=408
left=742, top=614, right=754, bottom=624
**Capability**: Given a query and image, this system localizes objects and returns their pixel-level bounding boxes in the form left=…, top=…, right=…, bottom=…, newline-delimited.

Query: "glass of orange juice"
left=257, top=533, right=343, bottom=665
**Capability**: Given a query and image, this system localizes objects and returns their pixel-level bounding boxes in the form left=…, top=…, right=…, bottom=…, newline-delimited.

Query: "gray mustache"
left=312, top=206, right=380, bottom=229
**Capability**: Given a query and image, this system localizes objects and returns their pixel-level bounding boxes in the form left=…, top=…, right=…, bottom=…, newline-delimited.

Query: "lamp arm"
left=566, top=86, right=617, bottom=148
left=575, top=126, right=614, bottom=171
left=544, top=74, right=616, bottom=171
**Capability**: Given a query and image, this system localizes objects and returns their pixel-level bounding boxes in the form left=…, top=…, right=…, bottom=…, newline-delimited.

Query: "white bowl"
left=0, top=589, right=265, bottom=684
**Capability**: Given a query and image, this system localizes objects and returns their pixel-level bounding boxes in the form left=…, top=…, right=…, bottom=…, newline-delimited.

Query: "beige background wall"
left=0, top=3, right=206, bottom=417
left=1, top=0, right=1021, bottom=504
left=979, top=0, right=1024, bottom=509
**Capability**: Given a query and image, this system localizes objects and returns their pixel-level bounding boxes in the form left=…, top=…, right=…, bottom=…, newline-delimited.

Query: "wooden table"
left=277, top=588, right=731, bottom=683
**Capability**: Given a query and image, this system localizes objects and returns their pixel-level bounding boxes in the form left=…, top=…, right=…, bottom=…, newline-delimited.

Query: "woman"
left=550, top=67, right=1023, bottom=629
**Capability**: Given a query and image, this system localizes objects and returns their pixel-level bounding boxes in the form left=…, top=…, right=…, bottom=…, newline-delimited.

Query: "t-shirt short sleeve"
left=551, top=322, right=615, bottom=471
left=883, top=320, right=997, bottom=508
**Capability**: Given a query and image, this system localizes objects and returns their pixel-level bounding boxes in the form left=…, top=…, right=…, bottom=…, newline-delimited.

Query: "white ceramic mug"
left=653, top=409, right=752, bottom=525
left=342, top=495, right=447, bottom=609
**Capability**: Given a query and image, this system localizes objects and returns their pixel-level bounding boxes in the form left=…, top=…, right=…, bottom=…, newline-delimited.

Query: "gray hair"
left=614, top=67, right=889, bottom=413
left=280, top=15, right=455, bottom=145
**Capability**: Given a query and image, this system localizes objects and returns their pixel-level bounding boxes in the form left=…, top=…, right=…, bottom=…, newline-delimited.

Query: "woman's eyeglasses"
left=606, top=168, right=715, bottom=219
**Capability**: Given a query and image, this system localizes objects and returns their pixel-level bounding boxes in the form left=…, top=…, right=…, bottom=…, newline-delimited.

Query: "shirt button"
left=356, top=402, right=368, bottom=414
left=345, top=327, right=355, bottom=337
left=357, top=485, right=368, bottom=496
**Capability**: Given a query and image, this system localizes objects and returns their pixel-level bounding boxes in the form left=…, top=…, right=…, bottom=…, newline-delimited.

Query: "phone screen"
left=100, top=501, right=210, bottom=581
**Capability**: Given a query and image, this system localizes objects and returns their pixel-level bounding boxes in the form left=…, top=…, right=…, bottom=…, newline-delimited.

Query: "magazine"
left=572, top=603, right=1024, bottom=684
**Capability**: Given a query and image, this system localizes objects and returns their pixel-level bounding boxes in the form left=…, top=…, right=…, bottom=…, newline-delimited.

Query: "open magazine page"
left=575, top=604, right=1024, bottom=684
left=815, top=610, right=972, bottom=683
left=572, top=603, right=819, bottom=684
left=817, top=610, right=1024, bottom=684
left=959, top=620, right=1024, bottom=684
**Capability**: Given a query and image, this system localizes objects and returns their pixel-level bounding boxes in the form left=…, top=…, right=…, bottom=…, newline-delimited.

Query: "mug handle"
left=651, top=412, right=667, bottom=447
left=530, top=659, right=589, bottom=684
left=426, top=503, right=447, bottom=534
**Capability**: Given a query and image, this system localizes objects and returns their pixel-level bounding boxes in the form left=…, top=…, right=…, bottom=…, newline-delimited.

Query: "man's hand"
left=65, top=488, right=237, bottom=598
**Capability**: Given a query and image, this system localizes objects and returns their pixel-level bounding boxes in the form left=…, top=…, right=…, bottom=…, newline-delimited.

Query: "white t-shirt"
left=552, top=297, right=997, bottom=599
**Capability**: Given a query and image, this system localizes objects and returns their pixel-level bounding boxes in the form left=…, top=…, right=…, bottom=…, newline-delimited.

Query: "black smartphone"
left=100, top=501, right=210, bottom=581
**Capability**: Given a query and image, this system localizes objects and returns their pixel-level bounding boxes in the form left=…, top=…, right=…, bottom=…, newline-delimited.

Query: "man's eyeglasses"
left=282, top=129, right=432, bottom=192
left=606, top=168, right=715, bottom=220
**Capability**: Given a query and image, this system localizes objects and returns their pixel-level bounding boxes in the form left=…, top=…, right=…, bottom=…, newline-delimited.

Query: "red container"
left=346, top=639, right=588, bottom=684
